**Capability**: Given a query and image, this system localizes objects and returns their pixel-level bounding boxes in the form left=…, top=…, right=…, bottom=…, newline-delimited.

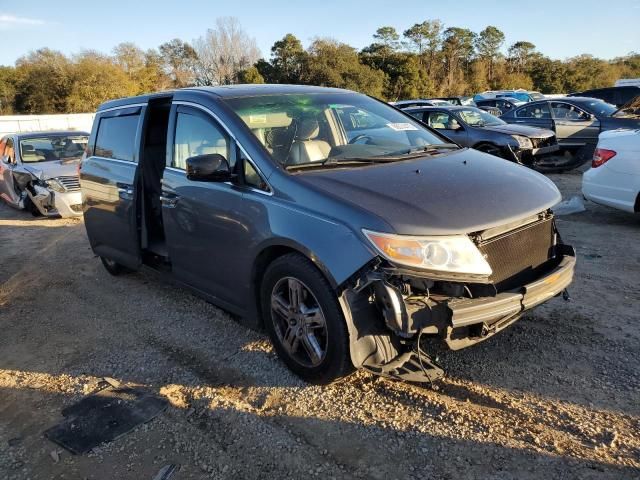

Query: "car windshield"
left=529, top=92, right=545, bottom=101
left=19, top=135, right=88, bottom=163
left=457, top=108, right=505, bottom=127
left=580, top=100, right=618, bottom=117
left=224, top=93, right=451, bottom=168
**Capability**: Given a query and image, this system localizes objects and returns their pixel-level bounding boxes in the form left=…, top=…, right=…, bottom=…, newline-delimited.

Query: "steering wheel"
left=348, top=134, right=373, bottom=145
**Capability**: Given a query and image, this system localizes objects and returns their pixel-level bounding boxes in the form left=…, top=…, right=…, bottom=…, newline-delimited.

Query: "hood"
left=296, top=149, right=561, bottom=236
left=22, top=159, right=79, bottom=181
left=482, top=123, right=554, bottom=138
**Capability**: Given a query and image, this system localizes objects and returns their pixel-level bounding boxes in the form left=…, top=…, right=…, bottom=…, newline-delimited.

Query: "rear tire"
left=100, top=256, right=132, bottom=276
left=261, top=253, right=354, bottom=384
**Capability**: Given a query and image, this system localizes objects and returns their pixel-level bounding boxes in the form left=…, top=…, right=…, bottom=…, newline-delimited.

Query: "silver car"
left=0, top=131, right=88, bottom=217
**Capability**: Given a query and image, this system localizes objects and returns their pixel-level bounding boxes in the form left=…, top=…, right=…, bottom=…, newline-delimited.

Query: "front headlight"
left=363, top=230, right=492, bottom=278
left=512, top=135, right=533, bottom=149
left=45, top=178, right=66, bottom=193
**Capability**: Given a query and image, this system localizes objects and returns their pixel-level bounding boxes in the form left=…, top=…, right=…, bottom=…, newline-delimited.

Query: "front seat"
left=288, top=118, right=331, bottom=165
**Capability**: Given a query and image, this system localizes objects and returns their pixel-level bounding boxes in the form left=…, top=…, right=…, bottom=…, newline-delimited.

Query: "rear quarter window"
left=94, top=114, right=140, bottom=162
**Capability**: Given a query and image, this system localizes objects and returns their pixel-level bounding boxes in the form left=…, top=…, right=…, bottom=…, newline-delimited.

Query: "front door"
left=550, top=101, right=600, bottom=149
left=80, top=107, right=143, bottom=269
left=161, top=104, right=248, bottom=306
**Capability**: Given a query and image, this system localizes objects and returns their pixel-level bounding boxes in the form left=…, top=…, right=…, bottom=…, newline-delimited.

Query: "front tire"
left=100, top=256, right=132, bottom=276
left=261, top=253, right=353, bottom=384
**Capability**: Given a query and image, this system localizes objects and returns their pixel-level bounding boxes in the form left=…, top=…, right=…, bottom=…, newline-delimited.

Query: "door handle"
left=160, top=193, right=180, bottom=208
left=116, top=184, right=134, bottom=200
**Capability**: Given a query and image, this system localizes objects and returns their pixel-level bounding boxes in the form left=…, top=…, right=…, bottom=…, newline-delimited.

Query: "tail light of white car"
left=592, top=148, right=616, bottom=168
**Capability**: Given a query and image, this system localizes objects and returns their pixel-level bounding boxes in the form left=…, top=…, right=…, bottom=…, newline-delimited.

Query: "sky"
left=0, top=0, right=639, bottom=66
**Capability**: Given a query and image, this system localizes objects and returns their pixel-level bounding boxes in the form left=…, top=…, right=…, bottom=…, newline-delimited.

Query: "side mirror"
left=186, top=154, right=232, bottom=182
left=449, top=121, right=463, bottom=131
left=1, top=155, right=12, bottom=165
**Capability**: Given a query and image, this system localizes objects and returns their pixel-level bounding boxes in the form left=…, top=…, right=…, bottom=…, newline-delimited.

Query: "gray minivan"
left=80, top=85, right=575, bottom=384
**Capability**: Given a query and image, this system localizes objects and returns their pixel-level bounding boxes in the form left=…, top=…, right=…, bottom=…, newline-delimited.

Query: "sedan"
left=405, top=105, right=559, bottom=169
left=500, top=97, right=640, bottom=161
left=0, top=131, right=88, bottom=217
left=582, top=129, right=640, bottom=213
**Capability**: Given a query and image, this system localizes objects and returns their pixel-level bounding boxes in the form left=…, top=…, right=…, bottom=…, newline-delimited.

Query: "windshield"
left=529, top=92, right=545, bottom=101
left=19, top=135, right=88, bottom=163
left=224, top=93, right=450, bottom=167
left=581, top=100, right=618, bottom=117
left=457, top=108, right=506, bottom=127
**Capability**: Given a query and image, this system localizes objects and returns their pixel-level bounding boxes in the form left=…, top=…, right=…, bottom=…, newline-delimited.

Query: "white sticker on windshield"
left=387, top=122, right=419, bottom=131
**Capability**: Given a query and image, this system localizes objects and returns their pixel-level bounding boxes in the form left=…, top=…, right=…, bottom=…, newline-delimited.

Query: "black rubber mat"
left=44, top=384, right=168, bottom=454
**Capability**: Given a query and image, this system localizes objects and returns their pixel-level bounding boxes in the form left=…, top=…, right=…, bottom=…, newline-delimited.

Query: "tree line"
left=1, top=17, right=638, bottom=114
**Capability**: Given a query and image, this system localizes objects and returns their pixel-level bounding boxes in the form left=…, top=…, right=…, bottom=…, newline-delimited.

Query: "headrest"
left=296, top=118, right=320, bottom=140
left=22, top=144, right=35, bottom=152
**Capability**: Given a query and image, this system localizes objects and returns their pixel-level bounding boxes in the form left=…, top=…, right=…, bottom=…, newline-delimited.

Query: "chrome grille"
left=478, top=217, right=555, bottom=290
left=56, top=176, right=81, bottom=191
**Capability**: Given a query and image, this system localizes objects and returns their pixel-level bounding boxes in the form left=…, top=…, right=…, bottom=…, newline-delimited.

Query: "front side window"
left=426, top=112, right=454, bottom=130
left=516, top=103, right=551, bottom=119
left=173, top=112, right=230, bottom=170
left=551, top=102, right=590, bottom=120
left=3, top=138, right=16, bottom=163
left=95, top=114, right=139, bottom=162
left=223, top=93, right=448, bottom=168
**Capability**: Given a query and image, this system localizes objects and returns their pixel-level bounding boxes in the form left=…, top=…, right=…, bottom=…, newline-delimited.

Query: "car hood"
left=296, top=149, right=561, bottom=235
left=482, top=123, right=554, bottom=138
left=21, top=159, right=79, bottom=181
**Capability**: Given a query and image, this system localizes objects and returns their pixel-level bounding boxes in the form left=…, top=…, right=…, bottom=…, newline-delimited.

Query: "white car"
left=582, top=129, right=640, bottom=213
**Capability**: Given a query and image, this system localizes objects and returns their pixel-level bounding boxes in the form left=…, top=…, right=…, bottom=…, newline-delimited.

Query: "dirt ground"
left=0, top=168, right=639, bottom=480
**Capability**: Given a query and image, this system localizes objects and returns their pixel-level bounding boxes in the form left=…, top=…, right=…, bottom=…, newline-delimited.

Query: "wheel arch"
left=250, top=240, right=341, bottom=329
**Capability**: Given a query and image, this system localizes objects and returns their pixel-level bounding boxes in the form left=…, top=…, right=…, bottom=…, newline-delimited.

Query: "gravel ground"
left=0, top=168, right=639, bottom=480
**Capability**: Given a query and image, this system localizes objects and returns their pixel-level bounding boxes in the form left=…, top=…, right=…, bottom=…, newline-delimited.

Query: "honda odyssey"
left=80, top=85, right=575, bottom=384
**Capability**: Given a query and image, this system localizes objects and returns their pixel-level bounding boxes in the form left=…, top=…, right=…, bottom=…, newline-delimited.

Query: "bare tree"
left=192, top=17, right=260, bottom=86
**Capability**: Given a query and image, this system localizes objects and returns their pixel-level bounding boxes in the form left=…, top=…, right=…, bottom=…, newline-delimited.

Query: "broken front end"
left=340, top=211, right=575, bottom=383
left=12, top=170, right=83, bottom=217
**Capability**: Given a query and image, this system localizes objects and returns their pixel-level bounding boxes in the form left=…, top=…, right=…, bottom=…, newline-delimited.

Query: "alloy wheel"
left=270, top=277, right=328, bottom=367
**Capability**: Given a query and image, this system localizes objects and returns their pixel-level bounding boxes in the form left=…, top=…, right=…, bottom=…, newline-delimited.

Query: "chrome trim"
left=98, top=102, right=147, bottom=114
left=173, top=100, right=273, bottom=196
left=163, top=165, right=273, bottom=197
left=87, top=156, right=136, bottom=166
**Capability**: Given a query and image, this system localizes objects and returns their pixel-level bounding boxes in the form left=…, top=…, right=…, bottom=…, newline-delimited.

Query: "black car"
left=475, top=97, right=524, bottom=116
left=405, top=105, right=559, bottom=168
left=500, top=96, right=640, bottom=160
left=568, top=86, right=640, bottom=108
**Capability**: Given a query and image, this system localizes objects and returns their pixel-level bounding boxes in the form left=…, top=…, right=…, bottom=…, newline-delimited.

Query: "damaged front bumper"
left=28, top=185, right=83, bottom=217
left=506, top=143, right=560, bottom=164
left=340, top=241, right=576, bottom=383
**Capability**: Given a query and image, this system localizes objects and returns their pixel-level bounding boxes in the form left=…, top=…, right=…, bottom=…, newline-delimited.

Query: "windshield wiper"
left=287, top=143, right=460, bottom=170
